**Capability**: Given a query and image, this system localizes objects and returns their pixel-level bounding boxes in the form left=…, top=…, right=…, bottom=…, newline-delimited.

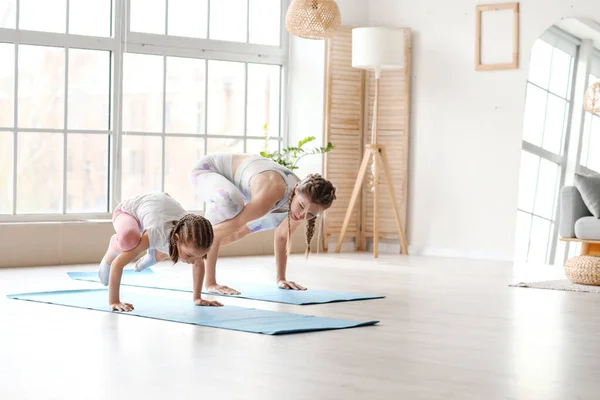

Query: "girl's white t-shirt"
left=120, top=192, right=187, bottom=254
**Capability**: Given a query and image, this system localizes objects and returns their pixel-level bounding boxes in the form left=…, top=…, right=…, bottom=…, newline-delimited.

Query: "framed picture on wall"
left=475, top=2, right=520, bottom=71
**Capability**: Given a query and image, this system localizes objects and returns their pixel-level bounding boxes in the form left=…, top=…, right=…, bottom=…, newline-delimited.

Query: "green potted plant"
left=260, top=135, right=334, bottom=171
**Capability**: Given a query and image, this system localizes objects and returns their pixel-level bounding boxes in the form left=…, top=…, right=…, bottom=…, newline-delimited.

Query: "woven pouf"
left=564, top=255, right=600, bottom=286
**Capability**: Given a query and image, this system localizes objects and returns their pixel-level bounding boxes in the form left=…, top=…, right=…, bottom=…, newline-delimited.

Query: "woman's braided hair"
left=287, top=174, right=337, bottom=256
left=168, top=214, right=214, bottom=263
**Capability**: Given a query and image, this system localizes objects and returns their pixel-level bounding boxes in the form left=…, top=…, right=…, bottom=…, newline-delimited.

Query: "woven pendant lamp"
left=285, top=0, right=342, bottom=40
left=584, top=82, right=600, bottom=115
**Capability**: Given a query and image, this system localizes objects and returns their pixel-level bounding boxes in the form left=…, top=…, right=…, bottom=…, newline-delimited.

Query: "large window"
left=579, top=55, right=600, bottom=175
left=0, top=0, right=286, bottom=220
left=515, top=29, right=578, bottom=264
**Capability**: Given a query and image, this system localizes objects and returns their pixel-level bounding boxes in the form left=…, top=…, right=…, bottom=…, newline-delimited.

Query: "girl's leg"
left=99, top=206, right=142, bottom=285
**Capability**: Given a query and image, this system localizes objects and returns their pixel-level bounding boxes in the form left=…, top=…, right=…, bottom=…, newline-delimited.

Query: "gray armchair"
left=559, top=186, right=600, bottom=254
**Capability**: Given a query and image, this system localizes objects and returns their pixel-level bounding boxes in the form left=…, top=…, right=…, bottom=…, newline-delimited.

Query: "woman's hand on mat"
left=110, top=302, right=134, bottom=312
left=206, top=283, right=241, bottom=295
left=194, top=298, right=224, bottom=307
left=277, top=280, right=307, bottom=291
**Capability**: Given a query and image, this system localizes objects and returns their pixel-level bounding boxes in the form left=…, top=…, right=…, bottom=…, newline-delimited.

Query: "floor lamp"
left=334, top=27, right=408, bottom=258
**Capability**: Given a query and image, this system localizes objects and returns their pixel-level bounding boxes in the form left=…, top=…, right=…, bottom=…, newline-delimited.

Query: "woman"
left=187, top=152, right=337, bottom=295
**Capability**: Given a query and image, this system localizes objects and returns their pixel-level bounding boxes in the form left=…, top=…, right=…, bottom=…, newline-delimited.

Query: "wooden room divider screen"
left=322, top=26, right=411, bottom=253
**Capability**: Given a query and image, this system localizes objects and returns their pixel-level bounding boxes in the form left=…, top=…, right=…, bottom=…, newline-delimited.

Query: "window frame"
left=517, top=26, right=580, bottom=264
left=0, top=0, right=290, bottom=222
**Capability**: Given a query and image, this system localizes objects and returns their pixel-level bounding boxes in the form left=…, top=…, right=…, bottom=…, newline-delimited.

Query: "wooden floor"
left=1, top=253, right=599, bottom=400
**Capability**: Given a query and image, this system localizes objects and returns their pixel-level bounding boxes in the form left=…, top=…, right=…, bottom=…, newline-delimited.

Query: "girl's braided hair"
left=168, top=214, right=214, bottom=263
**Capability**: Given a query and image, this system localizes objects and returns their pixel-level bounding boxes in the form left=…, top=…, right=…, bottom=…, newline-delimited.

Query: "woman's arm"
left=273, top=218, right=306, bottom=290
left=108, top=233, right=149, bottom=311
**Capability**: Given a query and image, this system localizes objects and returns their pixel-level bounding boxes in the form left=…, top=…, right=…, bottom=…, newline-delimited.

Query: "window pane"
left=514, top=211, right=531, bottom=263
left=533, top=158, right=559, bottom=220
left=517, top=150, right=539, bottom=213
left=207, top=138, right=244, bottom=154
left=542, top=94, right=567, bottom=155
left=69, top=0, right=112, bottom=37
left=580, top=113, right=592, bottom=168
left=588, top=116, right=600, bottom=173
left=0, top=0, right=16, bottom=29
left=249, top=0, right=280, bottom=46
left=121, top=135, right=162, bottom=200
left=528, top=39, right=552, bottom=89
left=130, top=0, right=165, bottom=34
left=247, top=63, right=280, bottom=138
left=165, top=57, right=205, bottom=134
left=548, top=47, right=572, bottom=99
left=522, top=84, right=546, bottom=147
left=68, top=49, right=110, bottom=130
left=123, top=53, right=163, bottom=133
left=0, top=43, right=14, bottom=128
left=528, top=216, right=551, bottom=264
left=17, top=132, right=63, bottom=214
left=207, top=61, right=245, bottom=136
left=209, top=0, right=247, bottom=42
left=18, top=45, right=65, bottom=129
left=19, top=0, right=66, bottom=33
left=168, top=0, right=207, bottom=38
left=66, top=134, right=108, bottom=213
left=0, top=132, right=13, bottom=214
left=164, top=137, right=205, bottom=210
left=246, top=138, right=278, bottom=155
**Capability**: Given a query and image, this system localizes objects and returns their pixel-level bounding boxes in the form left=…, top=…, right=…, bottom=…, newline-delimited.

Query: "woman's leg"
left=191, top=164, right=246, bottom=226
left=190, top=166, right=246, bottom=294
left=246, top=212, right=288, bottom=234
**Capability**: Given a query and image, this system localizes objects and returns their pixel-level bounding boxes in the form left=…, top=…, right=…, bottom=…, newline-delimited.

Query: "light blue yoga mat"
left=67, top=269, right=385, bottom=305
left=7, top=289, right=379, bottom=335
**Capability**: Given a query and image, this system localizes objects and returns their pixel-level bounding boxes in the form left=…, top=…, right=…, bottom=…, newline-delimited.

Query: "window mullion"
left=12, top=42, right=18, bottom=215
left=63, top=47, right=69, bottom=214
left=110, top=0, right=126, bottom=210
left=243, top=62, right=248, bottom=152
left=161, top=56, right=167, bottom=192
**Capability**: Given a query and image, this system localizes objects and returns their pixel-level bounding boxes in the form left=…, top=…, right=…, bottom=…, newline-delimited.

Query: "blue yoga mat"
left=7, top=289, right=379, bottom=335
left=67, top=269, right=385, bottom=305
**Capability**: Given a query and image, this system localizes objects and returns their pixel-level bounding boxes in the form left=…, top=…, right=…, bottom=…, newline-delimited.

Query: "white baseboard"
left=408, top=245, right=514, bottom=262
left=327, top=237, right=514, bottom=262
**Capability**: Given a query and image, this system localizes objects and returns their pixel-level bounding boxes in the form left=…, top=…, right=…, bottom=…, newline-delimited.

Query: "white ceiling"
left=555, top=17, right=600, bottom=49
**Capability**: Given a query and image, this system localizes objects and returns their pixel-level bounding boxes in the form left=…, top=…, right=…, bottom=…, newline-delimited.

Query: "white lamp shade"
left=352, top=27, right=405, bottom=70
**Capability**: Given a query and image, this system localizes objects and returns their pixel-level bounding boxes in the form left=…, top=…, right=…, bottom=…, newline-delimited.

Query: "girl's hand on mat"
left=277, top=280, right=307, bottom=291
left=194, top=298, right=224, bottom=307
left=110, top=302, right=134, bottom=312
left=206, top=284, right=241, bottom=295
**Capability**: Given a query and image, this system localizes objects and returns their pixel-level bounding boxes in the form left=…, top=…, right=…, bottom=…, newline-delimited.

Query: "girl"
left=187, top=152, right=337, bottom=295
left=98, top=192, right=221, bottom=312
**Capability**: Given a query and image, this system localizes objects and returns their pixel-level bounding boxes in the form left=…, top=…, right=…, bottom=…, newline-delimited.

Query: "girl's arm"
left=108, top=233, right=149, bottom=311
left=273, top=218, right=306, bottom=290
left=192, top=258, right=223, bottom=307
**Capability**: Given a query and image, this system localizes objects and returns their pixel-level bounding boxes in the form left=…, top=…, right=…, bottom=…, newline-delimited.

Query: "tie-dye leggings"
left=190, top=153, right=296, bottom=233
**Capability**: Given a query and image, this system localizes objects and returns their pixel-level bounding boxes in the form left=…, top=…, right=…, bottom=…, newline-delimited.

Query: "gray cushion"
left=574, top=173, right=600, bottom=218
left=559, top=186, right=592, bottom=238
left=575, top=216, right=600, bottom=240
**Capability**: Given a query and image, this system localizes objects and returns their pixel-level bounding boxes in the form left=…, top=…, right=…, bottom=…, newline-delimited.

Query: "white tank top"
left=120, top=192, right=187, bottom=254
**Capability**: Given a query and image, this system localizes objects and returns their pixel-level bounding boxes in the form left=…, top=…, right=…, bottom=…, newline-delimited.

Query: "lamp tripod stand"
left=334, top=69, right=408, bottom=258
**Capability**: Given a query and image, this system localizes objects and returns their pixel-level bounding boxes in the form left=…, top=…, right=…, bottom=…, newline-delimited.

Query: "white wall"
left=360, top=0, right=600, bottom=261
left=287, top=0, right=369, bottom=179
